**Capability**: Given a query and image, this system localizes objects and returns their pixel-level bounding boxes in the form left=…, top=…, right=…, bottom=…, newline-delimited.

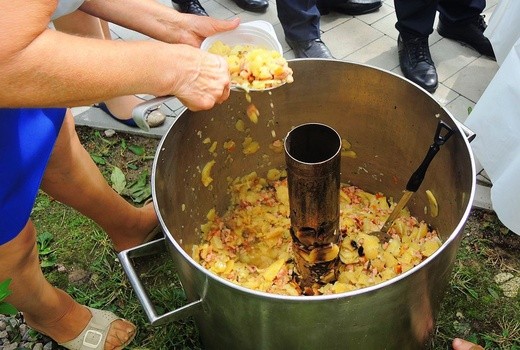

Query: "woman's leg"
left=0, top=220, right=136, bottom=349
left=41, top=110, right=158, bottom=252
left=53, top=11, right=164, bottom=126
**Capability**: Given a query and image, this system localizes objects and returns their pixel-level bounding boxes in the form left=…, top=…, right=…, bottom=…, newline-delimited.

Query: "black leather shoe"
left=398, top=35, right=438, bottom=93
left=231, top=0, right=268, bottom=12
left=286, top=38, right=334, bottom=59
left=318, top=0, right=382, bottom=15
left=172, top=0, right=208, bottom=16
left=437, top=15, right=495, bottom=60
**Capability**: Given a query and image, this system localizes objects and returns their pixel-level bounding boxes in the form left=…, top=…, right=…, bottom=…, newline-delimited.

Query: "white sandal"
left=59, top=307, right=136, bottom=350
left=132, top=97, right=175, bottom=132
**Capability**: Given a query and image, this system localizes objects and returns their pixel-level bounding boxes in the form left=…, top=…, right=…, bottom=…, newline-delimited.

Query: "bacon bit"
left=246, top=265, right=258, bottom=273
left=269, top=139, right=284, bottom=153
left=225, top=272, right=237, bottom=280
left=239, top=200, right=251, bottom=208
left=223, top=140, right=236, bottom=152
left=204, top=252, right=216, bottom=263
left=354, top=217, right=364, bottom=229
left=273, top=266, right=289, bottom=286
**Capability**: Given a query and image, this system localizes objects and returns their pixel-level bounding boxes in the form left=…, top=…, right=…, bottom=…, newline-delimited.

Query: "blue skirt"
left=0, top=108, right=66, bottom=244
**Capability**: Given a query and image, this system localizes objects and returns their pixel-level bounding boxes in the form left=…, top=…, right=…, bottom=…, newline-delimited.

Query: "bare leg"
left=41, top=110, right=158, bottom=251
left=0, top=220, right=135, bottom=349
left=452, top=338, right=485, bottom=350
left=53, top=11, right=152, bottom=121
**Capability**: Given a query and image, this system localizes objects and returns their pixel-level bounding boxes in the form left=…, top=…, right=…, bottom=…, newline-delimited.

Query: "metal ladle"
left=371, top=120, right=454, bottom=242
left=231, top=82, right=286, bottom=93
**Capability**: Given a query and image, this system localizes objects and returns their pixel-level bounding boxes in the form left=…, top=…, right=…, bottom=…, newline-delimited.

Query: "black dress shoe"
left=232, top=0, right=268, bottom=12
left=437, top=15, right=495, bottom=60
left=318, top=0, right=382, bottom=15
left=398, top=35, right=438, bottom=93
left=172, top=0, right=208, bottom=16
left=286, top=38, right=335, bottom=59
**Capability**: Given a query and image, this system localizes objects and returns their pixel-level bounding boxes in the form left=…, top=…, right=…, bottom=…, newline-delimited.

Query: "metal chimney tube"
left=284, top=123, right=342, bottom=293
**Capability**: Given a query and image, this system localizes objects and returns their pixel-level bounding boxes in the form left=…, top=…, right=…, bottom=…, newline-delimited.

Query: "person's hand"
left=79, top=1, right=240, bottom=48
left=452, top=338, right=485, bottom=350
left=169, top=16, right=240, bottom=47
left=169, top=46, right=231, bottom=111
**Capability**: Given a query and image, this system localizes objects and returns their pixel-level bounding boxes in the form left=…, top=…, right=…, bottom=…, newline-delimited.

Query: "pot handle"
left=454, top=119, right=476, bottom=143
left=117, top=238, right=203, bottom=326
left=132, top=97, right=177, bottom=132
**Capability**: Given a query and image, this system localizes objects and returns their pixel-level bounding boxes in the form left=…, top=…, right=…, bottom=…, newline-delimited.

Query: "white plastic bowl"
left=201, top=20, right=283, bottom=54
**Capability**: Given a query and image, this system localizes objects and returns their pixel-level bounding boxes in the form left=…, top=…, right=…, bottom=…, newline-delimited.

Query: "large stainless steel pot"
left=119, top=60, right=476, bottom=349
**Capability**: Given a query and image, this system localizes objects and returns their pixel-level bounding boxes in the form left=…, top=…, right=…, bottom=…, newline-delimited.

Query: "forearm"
left=0, top=28, right=195, bottom=108
left=0, top=0, right=232, bottom=110
left=79, top=0, right=187, bottom=44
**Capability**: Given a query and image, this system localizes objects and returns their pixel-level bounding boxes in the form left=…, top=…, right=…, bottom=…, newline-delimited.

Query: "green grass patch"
left=432, top=211, right=520, bottom=350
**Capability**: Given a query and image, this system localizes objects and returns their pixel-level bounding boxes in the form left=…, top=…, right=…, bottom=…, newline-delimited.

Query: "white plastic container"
left=201, top=20, right=283, bottom=54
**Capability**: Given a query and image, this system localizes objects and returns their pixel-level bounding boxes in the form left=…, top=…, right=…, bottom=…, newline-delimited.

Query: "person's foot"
left=437, top=15, right=495, bottom=60
left=286, top=38, right=335, bottom=59
left=94, top=95, right=167, bottom=129
left=231, top=0, right=268, bottom=12
left=452, top=338, right=485, bottom=350
left=318, top=0, right=382, bottom=15
left=171, top=0, right=208, bottom=16
left=398, top=34, right=438, bottom=93
left=25, top=296, right=136, bottom=350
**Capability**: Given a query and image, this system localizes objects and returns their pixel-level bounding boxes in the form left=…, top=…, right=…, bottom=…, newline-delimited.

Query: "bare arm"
left=0, top=0, right=235, bottom=110
left=79, top=0, right=240, bottom=47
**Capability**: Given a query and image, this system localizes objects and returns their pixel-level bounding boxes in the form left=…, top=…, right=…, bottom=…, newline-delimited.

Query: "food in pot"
left=242, top=136, right=260, bottom=155
left=208, top=41, right=294, bottom=90
left=192, top=171, right=442, bottom=296
left=201, top=160, right=216, bottom=187
left=341, top=138, right=357, bottom=159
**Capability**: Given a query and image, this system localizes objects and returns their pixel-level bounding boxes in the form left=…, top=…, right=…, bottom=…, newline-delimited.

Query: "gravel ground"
left=0, top=313, right=55, bottom=350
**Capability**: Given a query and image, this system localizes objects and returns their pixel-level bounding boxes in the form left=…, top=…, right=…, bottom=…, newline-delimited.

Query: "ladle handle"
left=406, top=120, right=454, bottom=192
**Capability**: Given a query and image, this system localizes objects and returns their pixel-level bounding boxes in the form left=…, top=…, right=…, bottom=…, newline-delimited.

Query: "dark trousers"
left=394, top=0, right=486, bottom=38
left=276, top=0, right=321, bottom=42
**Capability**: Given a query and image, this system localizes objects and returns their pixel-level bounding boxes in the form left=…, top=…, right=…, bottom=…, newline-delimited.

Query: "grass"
left=32, top=194, right=202, bottom=349
left=432, top=220, right=520, bottom=349
left=21, top=127, right=520, bottom=349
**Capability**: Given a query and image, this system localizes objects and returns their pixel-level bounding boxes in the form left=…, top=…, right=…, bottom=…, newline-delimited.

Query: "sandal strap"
left=131, top=96, right=175, bottom=131
left=59, top=307, right=121, bottom=350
